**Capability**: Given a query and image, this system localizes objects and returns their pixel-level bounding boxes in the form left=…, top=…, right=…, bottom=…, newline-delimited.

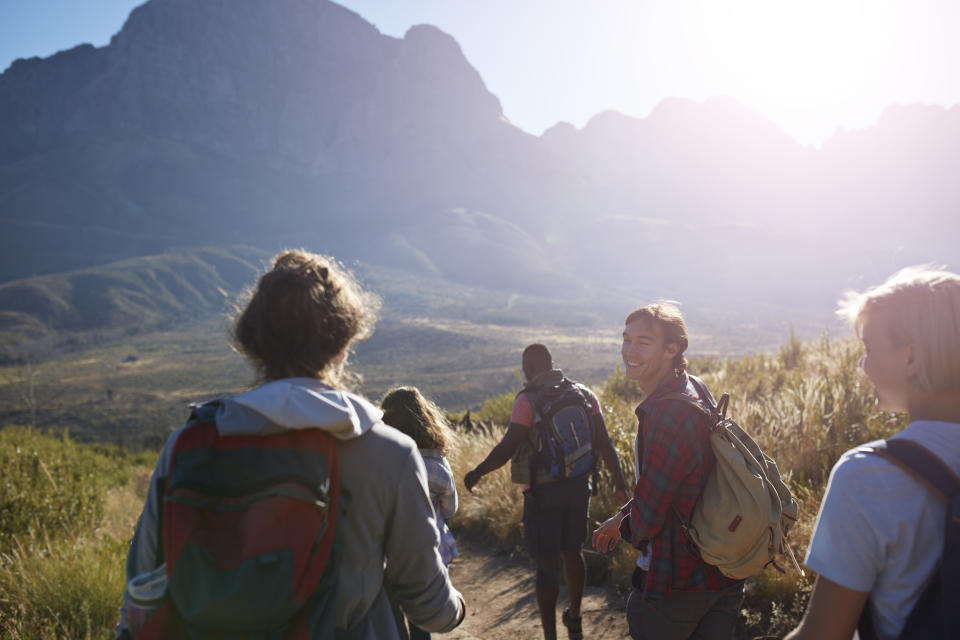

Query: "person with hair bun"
left=116, top=250, right=465, bottom=640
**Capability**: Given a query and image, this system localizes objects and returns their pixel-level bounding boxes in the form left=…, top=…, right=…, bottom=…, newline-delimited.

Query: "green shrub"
left=475, top=388, right=519, bottom=426
left=0, top=428, right=142, bottom=640
left=0, top=428, right=129, bottom=555
left=601, top=366, right=643, bottom=404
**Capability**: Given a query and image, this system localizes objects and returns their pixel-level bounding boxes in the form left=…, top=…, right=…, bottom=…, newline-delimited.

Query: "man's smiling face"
left=621, top=318, right=679, bottom=393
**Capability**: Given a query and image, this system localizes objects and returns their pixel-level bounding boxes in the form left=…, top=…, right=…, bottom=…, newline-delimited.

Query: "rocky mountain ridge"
left=1, top=0, right=957, bottom=325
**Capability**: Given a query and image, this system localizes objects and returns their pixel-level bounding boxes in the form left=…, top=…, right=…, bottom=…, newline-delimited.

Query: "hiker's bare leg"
left=560, top=550, right=585, bottom=617
left=536, top=556, right=561, bottom=640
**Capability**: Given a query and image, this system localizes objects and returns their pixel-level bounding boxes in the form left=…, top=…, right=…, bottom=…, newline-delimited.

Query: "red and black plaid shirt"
left=619, top=372, right=739, bottom=597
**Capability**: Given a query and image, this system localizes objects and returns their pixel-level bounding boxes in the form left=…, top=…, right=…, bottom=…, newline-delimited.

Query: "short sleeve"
left=510, top=393, right=535, bottom=427
left=585, top=388, right=602, bottom=415
left=804, top=453, right=885, bottom=592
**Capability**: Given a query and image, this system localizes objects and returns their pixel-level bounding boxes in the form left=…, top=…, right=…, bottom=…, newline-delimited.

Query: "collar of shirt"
left=525, top=368, right=564, bottom=389
left=635, top=371, right=689, bottom=422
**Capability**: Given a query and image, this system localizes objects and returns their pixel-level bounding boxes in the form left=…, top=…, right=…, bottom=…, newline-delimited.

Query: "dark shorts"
left=522, top=475, right=590, bottom=561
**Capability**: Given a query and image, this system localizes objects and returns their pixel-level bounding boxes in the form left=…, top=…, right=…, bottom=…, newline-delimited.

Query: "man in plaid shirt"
left=593, top=303, right=744, bottom=639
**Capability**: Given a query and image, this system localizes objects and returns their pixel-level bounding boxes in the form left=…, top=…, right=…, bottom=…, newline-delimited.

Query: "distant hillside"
left=0, top=246, right=266, bottom=336
left=0, top=245, right=629, bottom=339
left=0, top=0, right=957, bottom=326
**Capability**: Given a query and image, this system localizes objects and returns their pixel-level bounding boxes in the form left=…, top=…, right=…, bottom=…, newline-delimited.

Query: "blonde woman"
left=786, top=267, right=960, bottom=640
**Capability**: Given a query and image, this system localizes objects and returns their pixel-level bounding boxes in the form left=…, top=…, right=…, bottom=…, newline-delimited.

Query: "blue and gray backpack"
left=526, top=378, right=599, bottom=487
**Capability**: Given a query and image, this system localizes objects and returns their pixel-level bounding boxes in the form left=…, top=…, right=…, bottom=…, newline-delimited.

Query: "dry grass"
left=450, top=425, right=526, bottom=546
left=97, top=466, right=153, bottom=543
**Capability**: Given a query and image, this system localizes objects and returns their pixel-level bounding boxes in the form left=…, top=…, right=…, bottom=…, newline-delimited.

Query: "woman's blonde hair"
left=232, top=249, right=380, bottom=387
left=380, top=386, right=453, bottom=454
left=837, top=265, right=960, bottom=393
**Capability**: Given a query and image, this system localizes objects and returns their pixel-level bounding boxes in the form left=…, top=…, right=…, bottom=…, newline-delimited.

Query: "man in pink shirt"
left=465, top=344, right=628, bottom=640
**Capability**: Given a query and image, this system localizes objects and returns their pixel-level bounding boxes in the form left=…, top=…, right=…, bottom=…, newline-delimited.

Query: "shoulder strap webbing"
left=658, top=392, right=714, bottom=422
left=688, top=375, right=730, bottom=421
left=860, top=438, right=960, bottom=640
left=864, top=439, right=960, bottom=501
left=656, top=387, right=717, bottom=534
left=526, top=377, right=578, bottom=419
left=659, top=376, right=728, bottom=424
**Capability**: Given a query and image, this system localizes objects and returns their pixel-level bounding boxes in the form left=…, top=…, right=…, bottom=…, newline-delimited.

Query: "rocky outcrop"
left=0, top=0, right=957, bottom=313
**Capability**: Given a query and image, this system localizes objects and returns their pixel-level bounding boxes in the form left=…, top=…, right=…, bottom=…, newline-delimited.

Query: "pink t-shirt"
left=509, top=387, right=602, bottom=426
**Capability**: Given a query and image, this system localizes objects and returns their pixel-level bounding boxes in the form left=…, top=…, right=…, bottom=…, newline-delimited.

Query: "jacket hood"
left=215, top=377, right=383, bottom=440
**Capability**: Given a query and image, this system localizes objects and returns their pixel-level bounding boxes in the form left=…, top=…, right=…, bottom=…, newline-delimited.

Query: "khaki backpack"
left=663, top=378, right=802, bottom=580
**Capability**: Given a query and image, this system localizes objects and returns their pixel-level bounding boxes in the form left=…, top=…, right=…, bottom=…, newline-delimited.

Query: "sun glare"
left=688, top=0, right=893, bottom=143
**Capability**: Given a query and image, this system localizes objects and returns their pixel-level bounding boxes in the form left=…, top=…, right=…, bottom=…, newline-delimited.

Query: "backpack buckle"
left=716, top=393, right=730, bottom=420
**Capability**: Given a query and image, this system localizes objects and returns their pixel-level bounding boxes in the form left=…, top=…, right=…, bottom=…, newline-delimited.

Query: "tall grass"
left=452, top=424, right=526, bottom=546
left=0, top=532, right=128, bottom=640
left=448, top=334, right=905, bottom=637
left=0, top=428, right=152, bottom=640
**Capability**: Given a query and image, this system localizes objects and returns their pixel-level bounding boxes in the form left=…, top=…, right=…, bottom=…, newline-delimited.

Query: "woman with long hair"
left=381, top=386, right=460, bottom=640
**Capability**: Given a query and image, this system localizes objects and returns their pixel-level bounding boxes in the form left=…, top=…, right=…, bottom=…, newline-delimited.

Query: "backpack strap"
left=155, top=400, right=223, bottom=567
left=864, top=439, right=960, bottom=501
left=515, top=386, right=544, bottom=486
left=859, top=438, right=960, bottom=640
left=658, top=376, right=730, bottom=426
left=570, top=380, right=602, bottom=496
left=689, top=375, right=729, bottom=420
left=659, top=392, right=713, bottom=420
left=656, top=382, right=719, bottom=541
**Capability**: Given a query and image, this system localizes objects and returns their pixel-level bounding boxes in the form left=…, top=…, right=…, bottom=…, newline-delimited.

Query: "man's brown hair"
left=624, top=301, right=689, bottom=375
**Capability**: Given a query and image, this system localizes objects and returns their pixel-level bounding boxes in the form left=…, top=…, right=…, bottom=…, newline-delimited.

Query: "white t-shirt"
left=805, top=420, right=960, bottom=640
left=633, top=431, right=652, bottom=571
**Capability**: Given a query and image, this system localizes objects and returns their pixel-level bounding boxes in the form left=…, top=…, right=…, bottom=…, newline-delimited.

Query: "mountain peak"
left=110, top=0, right=381, bottom=61
left=403, top=23, right=462, bottom=51
left=384, top=22, right=504, bottom=125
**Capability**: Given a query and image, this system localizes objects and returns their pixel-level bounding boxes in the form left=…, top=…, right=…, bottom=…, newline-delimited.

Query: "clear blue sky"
left=2, top=0, right=958, bottom=146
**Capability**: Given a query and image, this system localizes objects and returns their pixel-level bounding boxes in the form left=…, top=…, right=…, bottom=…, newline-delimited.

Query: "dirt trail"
left=443, top=538, right=629, bottom=640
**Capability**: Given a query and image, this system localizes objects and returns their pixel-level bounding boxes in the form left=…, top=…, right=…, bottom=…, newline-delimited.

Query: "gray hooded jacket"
left=118, top=378, right=464, bottom=639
